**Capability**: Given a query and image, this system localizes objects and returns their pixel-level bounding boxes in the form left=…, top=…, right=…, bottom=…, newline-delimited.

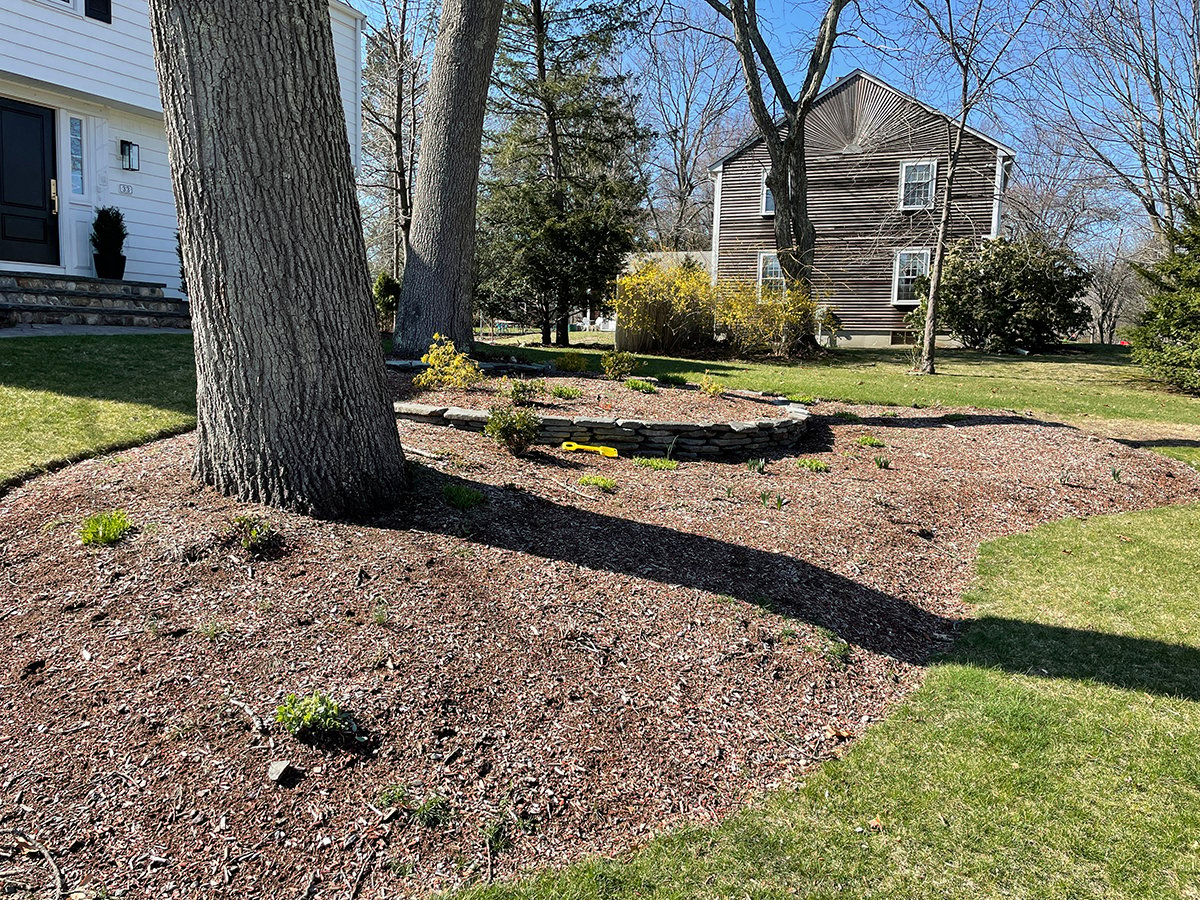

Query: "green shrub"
left=938, top=237, right=1092, bottom=353
left=832, top=410, right=861, bottom=422
left=505, top=378, right=545, bottom=406
left=1132, top=203, right=1200, bottom=393
left=601, top=350, right=637, bottom=381
left=625, top=378, right=657, bottom=394
left=413, top=334, right=484, bottom=390
left=90, top=206, right=127, bottom=258
left=373, top=271, right=401, bottom=331
left=613, top=260, right=714, bottom=355
left=856, top=435, right=886, bottom=448
left=550, top=385, right=583, bottom=400
left=80, top=509, right=133, bottom=546
left=796, top=458, right=831, bottom=473
left=699, top=372, right=725, bottom=397
left=275, top=692, right=351, bottom=739
left=712, top=279, right=819, bottom=357
left=226, top=514, right=279, bottom=555
left=484, top=405, right=541, bottom=455
left=443, top=484, right=485, bottom=510
left=656, top=373, right=688, bottom=386
left=555, top=351, right=589, bottom=373
left=578, top=475, right=617, bottom=492
left=633, top=456, right=678, bottom=471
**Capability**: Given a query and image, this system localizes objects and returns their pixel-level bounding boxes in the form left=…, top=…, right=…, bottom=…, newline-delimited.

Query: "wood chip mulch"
left=0, top=403, right=1196, bottom=899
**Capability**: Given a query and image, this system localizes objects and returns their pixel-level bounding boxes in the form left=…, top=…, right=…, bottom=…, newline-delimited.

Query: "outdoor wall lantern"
left=120, top=140, right=140, bottom=171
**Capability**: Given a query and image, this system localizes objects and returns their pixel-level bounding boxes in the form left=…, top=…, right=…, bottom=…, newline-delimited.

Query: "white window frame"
left=898, top=159, right=937, bottom=211
left=36, top=0, right=84, bottom=14
left=892, top=248, right=930, bottom=306
left=760, top=170, right=775, bottom=217
left=757, top=250, right=785, bottom=297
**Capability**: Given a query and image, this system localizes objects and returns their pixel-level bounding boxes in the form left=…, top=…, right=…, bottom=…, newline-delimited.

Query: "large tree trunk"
left=148, top=0, right=407, bottom=519
left=393, top=0, right=505, bottom=357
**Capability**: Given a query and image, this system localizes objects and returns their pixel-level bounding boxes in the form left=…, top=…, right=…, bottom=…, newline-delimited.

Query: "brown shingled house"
left=710, top=70, right=1013, bottom=348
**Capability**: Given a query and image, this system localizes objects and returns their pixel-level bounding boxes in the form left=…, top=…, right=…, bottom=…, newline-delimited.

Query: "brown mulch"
left=0, top=404, right=1197, bottom=899
left=389, top=372, right=789, bottom=421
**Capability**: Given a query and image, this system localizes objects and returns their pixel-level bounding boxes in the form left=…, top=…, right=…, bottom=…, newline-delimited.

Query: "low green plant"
left=1111, top=467, right=1122, bottom=483
left=484, top=405, right=541, bottom=456
left=413, top=334, right=484, bottom=390
left=625, top=378, right=658, bottom=394
left=550, top=385, right=583, bottom=400
left=880, top=410, right=900, bottom=418
left=275, top=691, right=351, bottom=739
left=656, top=373, right=688, bottom=386
left=371, top=600, right=390, bottom=626
left=443, top=483, right=485, bottom=510
left=814, top=625, right=851, bottom=666
left=601, top=350, right=638, bottom=381
left=874, top=455, right=892, bottom=469
left=746, top=458, right=767, bottom=475
left=944, top=413, right=969, bottom=423
left=483, top=817, right=513, bottom=855
left=759, top=490, right=772, bottom=508
left=198, top=621, right=229, bottom=641
left=833, top=411, right=862, bottom=422
left=796, top=458, right=831, bottom=473
left=856, top=435, right=886, bottom=448
left=578, top=474, right=618, bottom=493
left=554, top=351, right=588, bottom=373
left=412, top=794, right=451, bottom=828
left=227, top=514, right=279, bottom=555
left=506, top=378, right=545, bottom=406
left=774, top=494, right=787, bottom=509
left=699, top=371, right=725, bottom=397
left=633, top=456, right=679, bottom=471
left=80, top=509, right=133, bottom=546
left=377, top=785, right=409, bottom=809
left=789, top=394, right=816, bottom=405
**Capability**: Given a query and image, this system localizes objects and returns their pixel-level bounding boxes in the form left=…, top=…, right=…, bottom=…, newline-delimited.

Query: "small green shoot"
left=625, top=378, right=658, bottom=394
left=198, top=621, right=229, bottom=642
left=443, top=484, right=485, bottom=510
left=80, top=509, right=133, bottom=546
left=412, top=794, right=451, bottom=828
left=371, top=600, right=390, bottom=626
left=483, top=817, right=514, bottom=855
left=578, top=475, right=617, bottom=493
left=550, top=385, right=583, bottom=400
left=377, top=785, right=409, bottom=809
left=746, top=458, right=767, bottom=475
left=856, top=435, right=886, bottom=448
left=275, top=691, right=351, bottom=740
left=633, top=456, right=679, bottom=471
left=1111, top=467, right=1122, bottom=483
left=874, top=456, right=892, bottom=469
left=796, top=458, right=831, bottom=473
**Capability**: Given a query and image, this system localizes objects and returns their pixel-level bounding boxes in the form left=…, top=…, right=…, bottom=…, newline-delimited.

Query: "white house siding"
left=0, top=0, right=365, bottom=291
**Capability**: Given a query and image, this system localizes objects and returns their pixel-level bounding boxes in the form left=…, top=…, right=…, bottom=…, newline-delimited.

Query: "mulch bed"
left=389, top=372, right=788, bottom=421
left=0, top=403, right=1197, bottom=899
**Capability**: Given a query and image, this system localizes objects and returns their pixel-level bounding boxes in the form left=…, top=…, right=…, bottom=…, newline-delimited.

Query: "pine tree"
left=1132, top=203, right=1200, bottom=393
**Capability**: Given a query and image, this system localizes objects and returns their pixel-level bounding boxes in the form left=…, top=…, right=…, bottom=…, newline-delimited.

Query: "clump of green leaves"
left=377, top=785, right=409, bottom=809
left=789, top=395, right=816, bottom=405
left=699, top=371, right=725, bottom=397
left=625, top=378, right=658, bottom=393
left=832, top=410, right=861, bottom=422
left=633, top=456, right=678, bottom=471
left=656, top=373, right=688, bottom=386
left=198, top=621, right=229, bottom=642
left=1111, top=467, right=1123, bottom=483
left=275, top=691, right=351, bottom=740
left=484, top=404, right=541, bottom=456
left=505, top=378, right=545, bottom=406
left=856, top=435, right=886, bottom=448
left=796, top=458, right=831, bottom=473
left=80, top=509, right=133, bottom=546
left=371, top=600, right=390, bottom=626
left=550, top=384, right=583, bottom=400
left=874, top=456, right=892, bottom=469
left=555, top=351, right=588, bottom=373
left=411, top=794, right=451, bottom=828
left=813, top=626, right=850, bottom=666
left=227, top=515, right=280, bottom=556
left=413, top=333, right=484, bottom=390
left=759, top=491, right=787, bottom=509
left=746, top=458, right=767, bottom=475
left=601, top=350, right=637, bottom=381
left=483, top=817, right=513, bottom=855
left=373, top=271, right=401, bottom=331
left=944, top=413, right=969, bottom=423
left=578, top=474, right=617, bottom=493
left=443, top=484, right=485, bottom=510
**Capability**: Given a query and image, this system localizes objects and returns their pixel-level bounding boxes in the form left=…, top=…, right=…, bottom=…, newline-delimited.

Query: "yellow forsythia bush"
left=413, top=334, right=484, bottom=390
left=614, top=262, right=714, bottom=354
left=712, top=280, right=818, bottom=358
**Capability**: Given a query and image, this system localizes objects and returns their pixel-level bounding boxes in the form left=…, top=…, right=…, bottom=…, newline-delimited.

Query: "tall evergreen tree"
left=476, top=0, right=647, bottom=346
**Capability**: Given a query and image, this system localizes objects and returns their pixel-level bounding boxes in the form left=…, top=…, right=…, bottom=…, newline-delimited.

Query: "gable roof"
left=708, top=69, right=1015, bottom=173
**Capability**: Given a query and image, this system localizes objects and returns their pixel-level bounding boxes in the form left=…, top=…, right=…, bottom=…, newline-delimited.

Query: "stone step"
left=0, top=302, right=191, bottom=329
left=0, top=272, right=166, bottom=299
left=0, top=289, right=186, bottom=315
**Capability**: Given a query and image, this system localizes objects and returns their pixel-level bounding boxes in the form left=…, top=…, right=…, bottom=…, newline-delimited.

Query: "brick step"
left=0, top=302, right=191, bottom=329
left=0, top=272, right=166, bottom=299
left=0, top=289, right=187, bottom=315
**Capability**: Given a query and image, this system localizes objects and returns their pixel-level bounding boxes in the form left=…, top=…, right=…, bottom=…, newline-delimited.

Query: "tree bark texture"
left=918, top=116, right=968, bottom=375
left=393, top=0, right=505, bottom=357
left=148, top=0, right=407, bottom=518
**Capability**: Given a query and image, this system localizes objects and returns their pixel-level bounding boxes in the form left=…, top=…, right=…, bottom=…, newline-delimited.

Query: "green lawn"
left=0, top=334, right=196, bottom=488
left=459, top=503, right=1200, bottom=899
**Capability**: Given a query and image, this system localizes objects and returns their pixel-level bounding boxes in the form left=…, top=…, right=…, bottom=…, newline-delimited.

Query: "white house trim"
left=760, top=169, right=775, bottom=216
left=990, top=149, right=1010, bottom=238
left=892, top=248, right=930, bottom=306
left=710, top=168, right=722, bottom=283
left=898, top=159, right=937, bottom=211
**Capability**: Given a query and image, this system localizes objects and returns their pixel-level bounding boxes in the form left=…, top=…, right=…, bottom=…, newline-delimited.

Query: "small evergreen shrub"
left=625, top=378, right=657, bottom=393
left=275, top=692, right=351, bottom=739
left=485, top=405, right=541, bottom=455
left=80, top=509, right=133, bottom=546
left=443, top=484, right=485, bottom=510
left=796, top=458, right=831, bottom=473
left=699, top=372, right=725, bottom=397
left=1132, top=203, right=1200, bottom=393
left=505, top=378, right=545, bottom=406
left=633, top=456, right=678, bottom=471
left=550, top=385, right=583, bottom=400
left=555, top=351, right=589, bottom=373
left=90, top=206, right=127, bottom=258
left=856, top=435, right=886, bottom=448
left=413, top=334, right=484, bottom=390
left=578, top=475, right=617, bottom=493
left=373, top=271, right=401, bottom=331
left=601, top=350, right=637, bottom=381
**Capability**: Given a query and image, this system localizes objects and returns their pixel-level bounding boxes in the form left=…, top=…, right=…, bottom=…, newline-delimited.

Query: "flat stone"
left=539, top=416, right=573, bottom=428
left=729, top=420, right=760, bottom=433
left=444, top=407, right=490, bottom=425
left=267, top=760, right=298, bottom=784
left=393, top=402, right=447, bottom=418
left=615, top=419, right=647, bottom=429
left=573, top=416, right=618, bottom=428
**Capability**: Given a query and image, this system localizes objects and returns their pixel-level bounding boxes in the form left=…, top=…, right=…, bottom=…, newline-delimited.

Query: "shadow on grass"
left=384, top=466, right=1200, bottom=701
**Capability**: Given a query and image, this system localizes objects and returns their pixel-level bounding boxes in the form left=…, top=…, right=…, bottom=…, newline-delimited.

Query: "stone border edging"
left=393, top=389, right=810, bottom=459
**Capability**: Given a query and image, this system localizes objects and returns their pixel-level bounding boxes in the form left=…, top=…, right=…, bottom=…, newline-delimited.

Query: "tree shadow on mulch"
left=381, top=472, right=1200, bottom=702
left=820, top=412, right=1076, bottom=432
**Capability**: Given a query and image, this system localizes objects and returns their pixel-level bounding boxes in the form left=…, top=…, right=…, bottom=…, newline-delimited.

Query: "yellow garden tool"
left=561, top=441, right=618, bottom=458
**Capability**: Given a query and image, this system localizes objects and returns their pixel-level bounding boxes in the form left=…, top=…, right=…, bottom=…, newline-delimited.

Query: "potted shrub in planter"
left=91, top=206, right=128, bottom=280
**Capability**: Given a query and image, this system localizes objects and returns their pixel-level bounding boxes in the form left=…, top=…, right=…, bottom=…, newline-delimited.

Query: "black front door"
left=0, top=97, right=58, bottom=267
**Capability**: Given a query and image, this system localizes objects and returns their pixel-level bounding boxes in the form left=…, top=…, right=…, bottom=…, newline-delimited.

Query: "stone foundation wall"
left=393, top=394, right=810, bottom=459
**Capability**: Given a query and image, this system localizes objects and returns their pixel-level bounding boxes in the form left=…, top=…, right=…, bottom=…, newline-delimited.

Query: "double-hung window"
left=761, top=170, right=775, bottom=216
left=899, top=160, right=936, bottom=211
left=893, top=249, right=930, bottom=306
left=758, top=251, right=785, bottom=296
